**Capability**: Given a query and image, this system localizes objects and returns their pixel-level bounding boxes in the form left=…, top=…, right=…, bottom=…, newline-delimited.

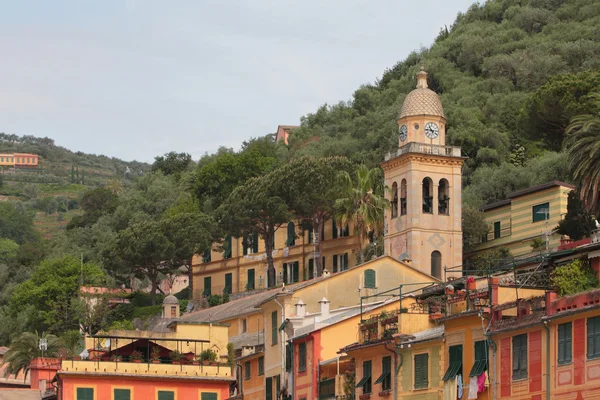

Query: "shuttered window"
left=114, top=389, right=130, bottom=400
left=588, top=317, right=600, bottom=359
left=244, top=361, right=251, bottom=380
left=157, top=391, right=174, bottom=400
left=532, top=202, right=549, bottom=222
left=299, top=342, right=307, bottom=372
left=342, top=253, right=349, bottom=271
left=203, top=277, right=211, bottom=297
left=469, top=340, right=487, bottom=377
left=414, top=353, right=428, bottom=389
left=364, top=269, right=376, bottom=288
left=201, top=393, right=217, bottom=400
left=332, top=220, right=338, bottom=239
left=246, top=269, right=255, bottom=290
left=266, top=377, right=273, bottom=400
left=286, top=222, right=296, bottom=246
left=224, top=273, right=232, bottom=294
left=494, top=221, right=501, bottom=239
left=223, top=235, right=232, bottom=259
left=259, top=356, right=265, bottom=375
left=202, top=249, right=211, bottom=263
left=355, top=360, right=372, bottom=393
left=558, top=322, right=572, bottom=364
left=76, top=388, right=94, bottom=400
left=272, top=311, right=278, bottom=345
left=374, top=356, right=391, bottom=391
left=285, top=343, right=292, bottom=371
left=512, top=334, right=528, bottom=380
left=308, top=259, right=314, bottom=279
left=333, top=255, right=338, bottom=273
left=442, top=345, right=462, bottom=381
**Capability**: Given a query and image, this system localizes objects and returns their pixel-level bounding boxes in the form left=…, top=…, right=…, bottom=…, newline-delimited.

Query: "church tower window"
left=400, top=179, right=407, bottom=215
left=422, top=178, right=433, bottom=214
left=431, top=251, right=442, bottom=279
left=438, top=179, right=450, bottom=215
left=391, top=182, right=398, bottom=218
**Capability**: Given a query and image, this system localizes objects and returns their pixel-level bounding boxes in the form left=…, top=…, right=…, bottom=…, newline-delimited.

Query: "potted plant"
left=151, top=347, right=161, bottom=364
left=130, top=350, right=143, bottom=363
left=170, top=350, right=184, bottom=364
left=200, top=349, right=217, bottom=365
left=379, top=390, right=391, bottom=397
left=359, top=394, right=371, bottom=400
left=467, top=276, right=476, bottom=291
left=111, top=354, right=122, bottom=362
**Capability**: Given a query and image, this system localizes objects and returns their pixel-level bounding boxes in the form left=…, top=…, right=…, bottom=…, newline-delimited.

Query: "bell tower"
left=381, top=70, right=464, bottom=279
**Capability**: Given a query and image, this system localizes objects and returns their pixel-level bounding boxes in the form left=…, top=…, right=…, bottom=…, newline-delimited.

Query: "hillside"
left=287, top=0, right=600, bottom=208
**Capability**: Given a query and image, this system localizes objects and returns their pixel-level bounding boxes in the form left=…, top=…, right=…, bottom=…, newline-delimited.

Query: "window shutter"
left=201, top=393, right=218, bottom=400
left=157, top=391, right=174, bottom=400
left=285, top=344, right=292, bottom=371
left=322, top=256, right=326, bottom=271
left=243, top=236, right=248, bottom=255
left=566, top=323, right=572, bottom=362
left=344, top=253, right=349, bottom=270
left=283, top=264, right=288, bottom=284
left=333, top=255, right=338, bottom=273
left=293, top=262, right=299, bottom=283
left=558, top=324, right=565, bottom=363
left=272, top=311, right=278, bottom=345
left=308, top=259, right=314, bottom=279
left=364, top=269, right=375, bottom=288
left=512, top=337, right=519, bottom=371
left=114, top=389, right=130, bottom=400
left=287, top=222, right=295, bottom=246
left=266, top=377, right=273, bottom=400
left=247, top=269, right=255, bottom=290
left=332, top=220, right=338, bottom=239
left=77, top=388, right=94, bottom=400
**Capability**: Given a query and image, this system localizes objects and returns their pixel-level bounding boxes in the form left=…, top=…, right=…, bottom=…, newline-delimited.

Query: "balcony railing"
left=61, top=359, right=232, bottom=378
left=385, top=143, right=462, bottom=161
left=319, top=377, right=336, bottom=400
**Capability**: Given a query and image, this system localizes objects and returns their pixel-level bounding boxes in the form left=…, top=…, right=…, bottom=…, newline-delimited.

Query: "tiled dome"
left=163, top=294, right=179, bottom=305
left=399, top=71, right=445, bottom=119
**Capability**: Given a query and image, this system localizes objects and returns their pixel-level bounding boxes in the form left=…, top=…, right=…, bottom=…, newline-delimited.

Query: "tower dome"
left=163, top=294, right=178, bottom=305
left=399, top=70, right=445, bottom=119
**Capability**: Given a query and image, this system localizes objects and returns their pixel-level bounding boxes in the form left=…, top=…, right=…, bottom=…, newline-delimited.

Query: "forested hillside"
left=286, top=0, right=600, bottom=208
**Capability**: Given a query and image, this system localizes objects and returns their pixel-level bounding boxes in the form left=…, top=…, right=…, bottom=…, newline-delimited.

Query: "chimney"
left=295, top=300, right=306, bottom=317
left=319, top=297, right=330, bottom=320
left=322, top=268, right=331, bottom=278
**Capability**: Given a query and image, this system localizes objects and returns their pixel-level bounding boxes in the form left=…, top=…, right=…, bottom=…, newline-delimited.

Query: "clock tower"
left=381, top=70, right=464, bottom=279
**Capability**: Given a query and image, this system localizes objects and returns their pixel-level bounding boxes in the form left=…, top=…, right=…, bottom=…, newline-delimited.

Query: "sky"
left=0, top=0, right=475, bottom=163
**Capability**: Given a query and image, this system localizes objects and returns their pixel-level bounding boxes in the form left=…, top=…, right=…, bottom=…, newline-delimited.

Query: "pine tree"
left=76, top=167, right=79, bottom=183
left=70, top=165, right=75, bottom=183
left=81, top=169, right=85, bottom=185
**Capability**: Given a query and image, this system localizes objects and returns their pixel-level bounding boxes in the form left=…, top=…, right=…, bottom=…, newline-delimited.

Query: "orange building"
left=0, top=153, right=38, bottom=167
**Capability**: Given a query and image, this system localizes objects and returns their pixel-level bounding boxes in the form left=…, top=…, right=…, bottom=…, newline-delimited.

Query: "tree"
left=334, top=165, right=389, bottom=265
left=1, top=331, right=62, bottom=379
left=462, top=206, right=489, bottom=253
left=565, top=93, right=600, bottom=216
left=217, top=175, right=291, bottom=287
left=152, top=152, right=193, bottom=178
left=0, top=202, right=39, bottom=244
left=552, top=259, right=599, bottom=296
left=556, top=190, right=597, bottom=240
left=275, top=156, right=354, bottom=276
left=67, top=187, right=118, bottom=230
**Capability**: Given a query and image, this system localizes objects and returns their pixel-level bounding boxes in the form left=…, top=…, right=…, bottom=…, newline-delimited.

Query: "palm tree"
left=1, top=331, right=62, bottom=379
left=565, top=93, right=600, bottom=217
left=335, top=165, right=389, bottom=264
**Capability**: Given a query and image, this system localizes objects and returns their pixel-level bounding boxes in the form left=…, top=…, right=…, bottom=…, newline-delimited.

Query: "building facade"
left=0, top=153, right=39, bottom=167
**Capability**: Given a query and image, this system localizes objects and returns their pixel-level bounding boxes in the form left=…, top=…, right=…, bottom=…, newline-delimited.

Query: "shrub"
left=132, top=305, right=162, bottom=319
left=200, top=349, right=217, bottom=363
left=552, top=259, right=599, bottom=296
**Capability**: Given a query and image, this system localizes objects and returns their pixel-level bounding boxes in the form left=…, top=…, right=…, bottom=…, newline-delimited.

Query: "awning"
left=374, top=371, right=390, bottom=385
left=278, top=321, right=288, bottom=332
left=468, top=359, right=487, bottom=377
left=355, top=374, right=371, bottom=388
left=442, top=362, right=462, bottom=381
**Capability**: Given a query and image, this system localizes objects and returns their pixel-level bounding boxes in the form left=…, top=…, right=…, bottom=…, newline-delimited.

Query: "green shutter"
left=443, top=345, right=463, bottom=381
left=322, top=256, right=325, bottom=272
left=344, top=253, right=349, bottom=270
left=243, top=236, right=248, bottom=255
left=285, top=344, right=291, bottom=371
left=414, top=354, right=428, bottom=389
left=308, top=259, right=314, bottom=279
left=223, top=235, right=232, bottom=258
left=494, top=221, right=501, bottom=239
left=283, top=264, right=288, bottom=284
left=364, top=269, right=375, bottom=288
left=332, top=220, right=338, bottom=239
left=203, top=249, right=211, bottom=263
left=299, top=342, right=307, bottom=371
left=512, top=334, right=528, bottom=379
left=201, top=393, right=218, bottom=400
left=157, top=391, right=174, bottom=400
left=362, top=360, right=372, bottom=393
left=333, top=255, right=338, bottom=273
left=293, top=262, right=299, bottom=283
left=245, top=361, right=251, bottom=379
left=272, top=311, right=278, bottom=345
left=247, top=269, right=255, bottom=290
left=203, top=277, right=211, bottom=297
left=76, top=388, right=94, bottom=400
left=114, top=389, right=130, bottom=400
left=224, top=273, right=232, bottom=294
left=252, top=232, right=259, bottom=253
left=259, top=356, right=265, bottom=375
left=266, top=377, right=273, bottom=400
left=286, top=222, right=296, bottom=246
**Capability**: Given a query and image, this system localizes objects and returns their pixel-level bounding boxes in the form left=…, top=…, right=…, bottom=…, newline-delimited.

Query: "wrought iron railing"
left=319, top=378, right=336, bottom=400
left=385, top=143, right=462, bottom=160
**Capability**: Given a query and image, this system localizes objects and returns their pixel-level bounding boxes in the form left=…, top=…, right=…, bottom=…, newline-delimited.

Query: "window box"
left=359, top=394, right=371, bottom=400
left=429, top=313, right=444, bottom=321
left=378, top=390, right=391, bottom=397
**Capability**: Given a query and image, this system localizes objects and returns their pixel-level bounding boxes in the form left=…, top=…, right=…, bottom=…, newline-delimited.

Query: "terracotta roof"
left=229, top=332, right=264, bottom=350
left=399, top=88, right=445, bottom=119
left=163, top=294, right=179, bottom=305
left=507, top=180, right=574, bottom=199
left=0, top=389, right=42, bottom=400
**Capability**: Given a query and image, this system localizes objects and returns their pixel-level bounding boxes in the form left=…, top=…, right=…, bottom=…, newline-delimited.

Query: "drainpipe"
left=542, top=321, right=551, bottom=400
left=274, top=298, right=286, bottom=396
left=384, top=343, right=399, bottom=400
left=484, top=331, right=497, bottom=400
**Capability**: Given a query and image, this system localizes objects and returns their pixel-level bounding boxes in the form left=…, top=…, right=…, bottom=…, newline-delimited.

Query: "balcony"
left=384, top=143, right=462, bottom=161
left=319, top=377, right=336, bottom=400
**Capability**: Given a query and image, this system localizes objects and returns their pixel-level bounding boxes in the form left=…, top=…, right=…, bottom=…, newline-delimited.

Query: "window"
left=114, top=389, right=130, bottom=400
left=170, top=306, right=177, bottom=318
left=512, top=334, right=528, bottom=380
left=400, top=179, right=407, bottom=215
left=438, top=179, right=449, bottom=215
left=391, top=182, right=398, bottom=218
left=414, top=353, right=429, bottom=389
left=242, top=318, right=247, bottom=333
left=299, top=342, right=307, bottom=372
left=272, top=311, right=278, bottom=345
left=431, top=251, right=441, bottom=279
left=202, top=249, right=211, bottom=263
left=332, top=219, right=338, bottom=239
left=308, top=259, right=314, bottom=279
left=246, top=269, right=255, bottom=290
left=333, top=253, right=349, bottom=273
left=588, top=316, right=600, bottom=359
left=494, top=221, right=501, bottom=239
left=364, top=269, right=376, bottom=289
left=443, top=345, right=462, bottom=381
left=201, top=393, right=217, bottom=400
left=76, top=388, right=94, bottom=400
left=157, top=391, right=174, bottom=400
left=224, top=273, right=232, bottom=294
left=286, top=343, right=292, bottom=371
left=203, top=277, right=211, bottom=297
left=355, top=360, right=372, bottom=394
left=558, top=322, right=572, bottom=364
left=266, top=377, right=273, bottom=400
left=422, top=177, right=433, bottom=213
left=243, top=233, right=259, bottom=255
left=375, top=356, right=392, bottom=391
left=244, top=361, right=251, bottom=380
left=258, top=356, right=265, bottom=375
left=286, top=222, right=296, bottom=246
left=332, top=220, right=350, bottom=239
left=283, top=262, right=299, bottom=284
left=469, top=341, right=487, bottom=377
left=532, top=202, right=550, bottom=223
left=223, top=235, right=232, bottom=258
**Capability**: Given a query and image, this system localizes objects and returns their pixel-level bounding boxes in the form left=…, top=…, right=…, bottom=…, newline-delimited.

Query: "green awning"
left=374, top=371, right=390, bottom=385
left=469, top=359, right=487, bottom=377
left=278, top=321, right=288, bottom=332
left=442, top=362, right=462, bottom=381
left=355, top=375, right=370, bottom=388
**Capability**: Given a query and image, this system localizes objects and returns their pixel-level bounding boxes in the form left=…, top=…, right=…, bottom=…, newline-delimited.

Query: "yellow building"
left=381, top=70, right=465, bottom=280
left=192, top=219, right=360, bottom=298
left=470, top=181, right=574, bottom=258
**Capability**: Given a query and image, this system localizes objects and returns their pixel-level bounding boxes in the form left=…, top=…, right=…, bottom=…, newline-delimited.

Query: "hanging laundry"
left=477, top=372, right=487, bottom=392
left=457, top=374, right=463, bottom=398
left=468, top=377, right=478, bottom=399
left=443, top=378, right=457, bottom=400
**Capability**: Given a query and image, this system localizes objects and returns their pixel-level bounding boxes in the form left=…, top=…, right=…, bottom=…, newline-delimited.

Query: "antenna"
left=39, top=338, right=48, bottom=358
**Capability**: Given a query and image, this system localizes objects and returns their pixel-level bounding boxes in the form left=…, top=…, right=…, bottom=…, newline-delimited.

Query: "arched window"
left=391, top=182, right=398, bottom=218
left=438, top=179, right=450, bottom=215
left=286, top=222, right=296, bottom=246
left=431, top=251, right=442, bottom=279
left=364, top=269, right=376, bottom=289
left=422, top=178, right=433, bottom=214
left=400, top=179, right=407, bottom=215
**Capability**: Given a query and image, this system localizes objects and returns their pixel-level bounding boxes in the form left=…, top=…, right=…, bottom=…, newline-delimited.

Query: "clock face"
left=424, top=122, right=439, bottom=139
left=399, top=125, right=408, bottom=142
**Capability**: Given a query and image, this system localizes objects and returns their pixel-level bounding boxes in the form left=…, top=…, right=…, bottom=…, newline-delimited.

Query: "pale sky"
left=0, top=1, right=475, bottom=162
